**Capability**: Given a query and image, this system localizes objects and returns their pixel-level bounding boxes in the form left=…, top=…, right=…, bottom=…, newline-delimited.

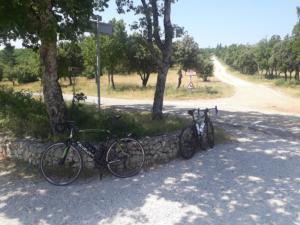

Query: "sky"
left=2, top=0, right=299, bottom=49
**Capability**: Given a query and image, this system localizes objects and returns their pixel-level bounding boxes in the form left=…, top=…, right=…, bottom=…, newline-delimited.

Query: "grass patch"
left=0, top=87, right=190, bottom=140
left=1, top=68, right=234, bottom=100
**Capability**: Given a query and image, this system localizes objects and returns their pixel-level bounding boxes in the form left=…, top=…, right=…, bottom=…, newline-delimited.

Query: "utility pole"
left=95, top=16, right=101, bottom=110
left=89, top=15, right=113, bottom=110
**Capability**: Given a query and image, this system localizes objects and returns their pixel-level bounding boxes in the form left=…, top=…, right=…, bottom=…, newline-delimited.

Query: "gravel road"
left=1, top=59, right=300, bottom=225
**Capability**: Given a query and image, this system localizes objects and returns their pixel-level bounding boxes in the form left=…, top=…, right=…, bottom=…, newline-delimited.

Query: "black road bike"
left=179, top=106, right=218, bottom=159
left=40, top=120, right=145, bottom=186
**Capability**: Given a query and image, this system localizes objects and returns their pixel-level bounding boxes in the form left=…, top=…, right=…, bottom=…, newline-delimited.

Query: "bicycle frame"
left=63, top=127, right=110, bottom=164
left=189, top=107, right=217, bottom=138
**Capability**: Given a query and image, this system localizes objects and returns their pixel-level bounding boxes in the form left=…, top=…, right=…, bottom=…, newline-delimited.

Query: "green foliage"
left=101, top=19, right=128, bottom=74
left=80, top=36, right=96, bottom=79
left=0, top=0, right=109, bottom=46
left=80, top=19, right=129, bottom=83
left=14, top=65, right=39, bottom=84
left=0, top=87, right=50, bottom=138
left=127, top=33, right=158, bottom=87
left=0, top=88, right=189, bottom=140
left=196, top=55, right=214, bottom=81
left=0, top=47, right=41, bottom=84
left=173, top=35, right=213, bottom=81
left=57, top=41, right=83, bottom=84
left=173, top=35, right=200, bottom=71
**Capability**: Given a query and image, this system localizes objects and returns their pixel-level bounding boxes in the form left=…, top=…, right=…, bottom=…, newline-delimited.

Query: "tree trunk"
left=295, top=67, right=300, bottom=81
left=177, top=70, right=183, bottom=89
left=110, top=73, right=116, bottom=89
left=152, top=62, right=169, bottom=119
left=40, top=40, right=66, bottom=132
left=108, top=74, right=111, bottom=86
left=140, top=72, right=150, bottom=88
left=284, top=72, right=287, bottom=81
left=68, top=75, right=73, bottom=86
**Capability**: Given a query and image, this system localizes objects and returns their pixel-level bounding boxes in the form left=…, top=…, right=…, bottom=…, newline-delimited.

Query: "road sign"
left=186, top=70, right=197, bottom=76
left=68, top=67, right=82, bottom=74
left=186, top=70, right=197, bottom=89
left=88, top=22, right=113, bottom=35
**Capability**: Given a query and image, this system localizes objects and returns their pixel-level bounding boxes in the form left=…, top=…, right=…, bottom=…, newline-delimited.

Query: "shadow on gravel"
left=0, top=109, right=300, bottom=224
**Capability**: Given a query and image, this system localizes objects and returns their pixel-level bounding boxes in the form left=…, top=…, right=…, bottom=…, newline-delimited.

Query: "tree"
left=173, top=35, right=200, bottom=71
left=0, top=0, right=109, bottom=131
left=101, top=19, right=128, bottom=89
left=1, top=44, right=17, bottom=85
left=173, top=35, right=214, bottom=85
left=238, top=48, right=258, bottom=75
left=58, top=42, right=84, bottom=85
left=254, top=39, right=271, bottom=75
left=127, top=34, right=158, bottom=87
left=117, top=0, right=175, bottom=119
left=291, top=7, right=300, bottom=80
left=81, top=36, right=97, bottom=79
left=196, top=52, right=214, bottom=82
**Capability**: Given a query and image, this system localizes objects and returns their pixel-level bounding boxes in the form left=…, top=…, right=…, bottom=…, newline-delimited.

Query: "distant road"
left=212, top=57, right=300, bottom=115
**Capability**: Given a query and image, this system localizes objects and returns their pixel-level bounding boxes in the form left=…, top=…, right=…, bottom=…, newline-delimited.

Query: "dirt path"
left=212, top=57, right=300, bottom=115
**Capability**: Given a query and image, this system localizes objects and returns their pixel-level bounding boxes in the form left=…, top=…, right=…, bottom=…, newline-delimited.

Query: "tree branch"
left=150, top=0, right=163, bottom=51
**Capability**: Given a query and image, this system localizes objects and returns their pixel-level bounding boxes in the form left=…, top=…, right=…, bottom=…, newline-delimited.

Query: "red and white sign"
left=186, top=70, right=197, bottom=76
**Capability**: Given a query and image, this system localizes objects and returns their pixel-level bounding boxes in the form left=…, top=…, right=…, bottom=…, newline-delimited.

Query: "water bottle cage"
left=83, top=143, right=97, bottom=155
left=196, top=122, right=205, bottom=135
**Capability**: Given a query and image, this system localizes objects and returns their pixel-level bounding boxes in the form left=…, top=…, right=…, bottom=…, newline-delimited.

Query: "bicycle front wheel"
left=40, top=142, right=83, bottom=186
left=106, top=138, right=144, bottom=178
left=179, top=126, right=198, bottom=159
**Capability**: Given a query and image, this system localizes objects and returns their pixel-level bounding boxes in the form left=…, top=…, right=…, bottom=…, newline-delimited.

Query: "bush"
left=15, top=65, right=39, bottom=84
left=274, top=78, right=300, bottom=87
left=0, top=88, right=189, bottom=140
left=0, top=87, right=50, bottom=138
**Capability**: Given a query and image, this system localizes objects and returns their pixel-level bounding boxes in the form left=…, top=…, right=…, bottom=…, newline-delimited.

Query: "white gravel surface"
left=0, top=117, right=300, bottom=225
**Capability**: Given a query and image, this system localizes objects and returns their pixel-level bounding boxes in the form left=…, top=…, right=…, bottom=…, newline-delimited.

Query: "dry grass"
left=2, top=68, right=234, bottom=100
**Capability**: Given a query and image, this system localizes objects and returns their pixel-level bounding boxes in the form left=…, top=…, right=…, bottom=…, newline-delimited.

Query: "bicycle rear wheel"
left=179, top=126, right=198, bottom=159
left=201, top=119, right=215, bottom=149
left=40, top=142, right=83, bottom=186
left=106, top=138, right=144, bottom=178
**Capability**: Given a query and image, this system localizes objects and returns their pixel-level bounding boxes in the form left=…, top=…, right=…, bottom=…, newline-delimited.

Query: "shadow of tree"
left=0, top=110, right=299, bottom=224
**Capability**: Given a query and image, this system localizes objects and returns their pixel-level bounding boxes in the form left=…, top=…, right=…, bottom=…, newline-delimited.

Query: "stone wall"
left=0, top=132, right=181, bottom=169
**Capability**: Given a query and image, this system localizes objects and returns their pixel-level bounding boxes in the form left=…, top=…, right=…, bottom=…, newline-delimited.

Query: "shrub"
left=0, top=87, right=50, bottom=138
left=0, top=88, right=189, bottom=140
left=15, top=65, right=39, bottom=84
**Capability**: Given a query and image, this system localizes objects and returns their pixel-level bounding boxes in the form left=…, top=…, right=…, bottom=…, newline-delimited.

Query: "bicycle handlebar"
left=188, top=106, right=218, bottom=117
left=198, top=106, right=218, bottom=115
left=55, top=121, right=79, bottom=134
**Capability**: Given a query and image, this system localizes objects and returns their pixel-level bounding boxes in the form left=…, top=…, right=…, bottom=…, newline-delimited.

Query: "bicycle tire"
left=201, top=119, right=215, bottom=150
left=106, top=138, right=144, bottom=178
left=40, top=142, right=83, bottom=186
left=179, top=126, right=198, bottom=159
